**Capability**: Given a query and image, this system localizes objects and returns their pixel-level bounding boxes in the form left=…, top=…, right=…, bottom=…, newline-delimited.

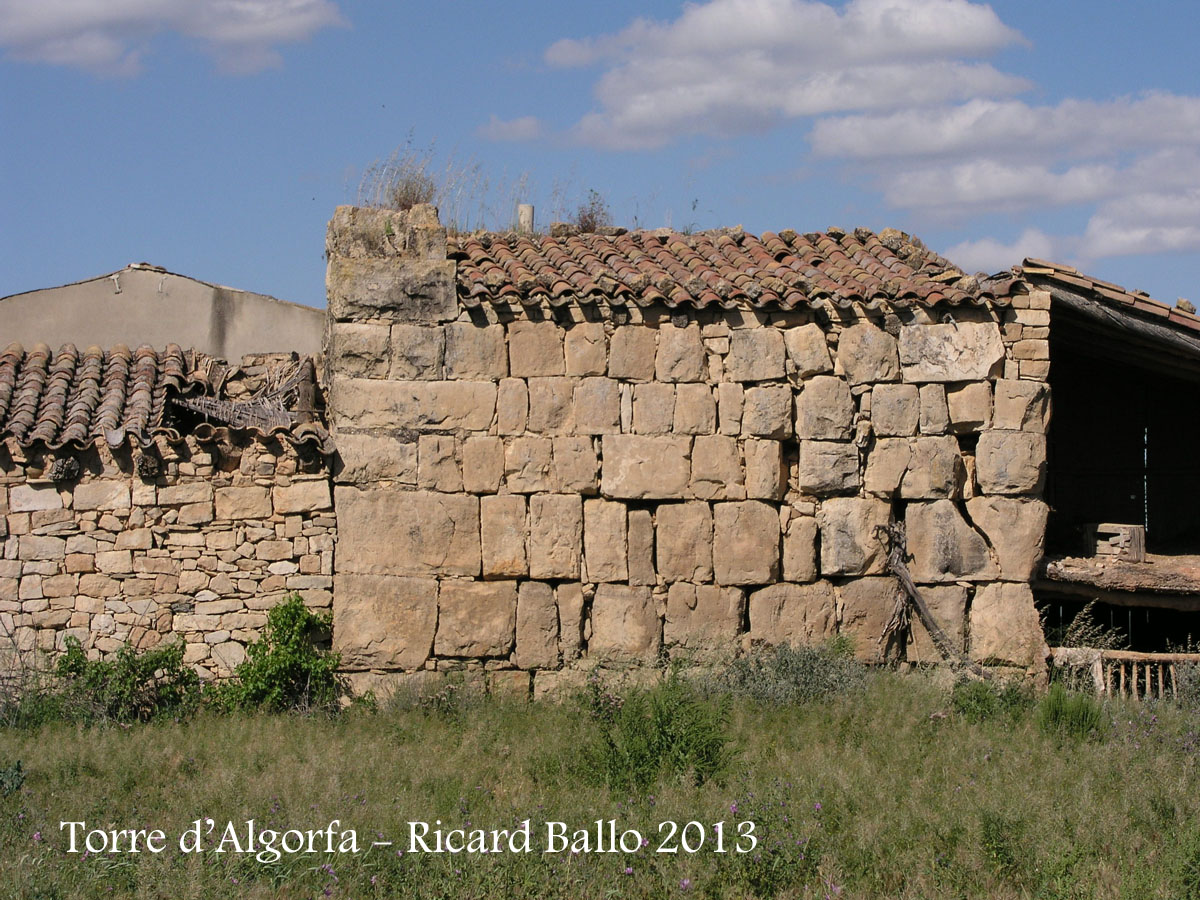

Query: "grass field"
left=3, top=667, right=1200, bottom=899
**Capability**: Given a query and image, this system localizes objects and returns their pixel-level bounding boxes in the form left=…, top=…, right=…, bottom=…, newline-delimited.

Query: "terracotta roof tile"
left=1020, top=259, right=1200, bottom=335
left=0, top=343, right=330, bottom=454
left=448, top=225, right=1004, bottom=313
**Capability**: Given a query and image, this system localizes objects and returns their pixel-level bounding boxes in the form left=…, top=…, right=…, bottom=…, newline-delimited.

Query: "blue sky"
left=2, top=1, right=1199, bottom=310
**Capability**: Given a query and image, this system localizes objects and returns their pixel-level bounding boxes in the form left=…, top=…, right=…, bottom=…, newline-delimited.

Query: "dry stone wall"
left=0, top=361, right=334, bottom=678
left=326, top=207, right=1053, bottom=695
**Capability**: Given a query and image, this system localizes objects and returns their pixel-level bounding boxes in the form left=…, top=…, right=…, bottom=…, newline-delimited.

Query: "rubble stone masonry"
left=0, top=376, right=334, bottom=679
left=325, top=207, right=1053, bottom=696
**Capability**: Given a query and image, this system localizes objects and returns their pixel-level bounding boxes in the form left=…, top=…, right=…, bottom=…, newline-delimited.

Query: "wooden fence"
left=1050, top=647, right=1200, bottom=700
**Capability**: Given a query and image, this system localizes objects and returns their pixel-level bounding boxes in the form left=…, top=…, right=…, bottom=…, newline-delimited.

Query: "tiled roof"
left=1020, top=258, right=1200, bottom=335
left=449, top=225, right=1016, bottom=312
left=0, top=343, right=329, bottom=453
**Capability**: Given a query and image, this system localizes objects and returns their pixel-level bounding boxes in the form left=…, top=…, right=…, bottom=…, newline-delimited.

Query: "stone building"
left=4, top=203, right=1199, bottom=696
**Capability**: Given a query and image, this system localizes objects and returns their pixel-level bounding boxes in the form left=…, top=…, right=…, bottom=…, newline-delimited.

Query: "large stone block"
left=601, top=435, right=691, bottom=499
left=975, top=431, right=1047, bottom=494
left=574, top=378, right=621, bottom=434
left=905, top=584, right=967, bottom=664
left=389, top=324, right=444, bottom=380
left=417, top=434, right=462, bottom=492
left=665, top=583, right=744, bottom=650
left=726, top=328, right=785, bottom=382
left=589, top=584, right=660, bottom=659
left=903, top=436, right=964, bottom=499
left=215, top=486, right=272, bottom=520
left=565, top=323, right=607, bottom=376
left=497, top=378, right=528, bottom=435
left=556, top=582, right=586, bottom=659
left=9, top=484, right=63, bottom=512
left=632, top=383, right=675, bottom=434
left=516, top=581, right=559, bottom=669
left=993, top=380, right=1050, bottom=432
left=444, top=322, right=507, bottom=379
left=335, top=487, right=480, bottom=577
left=328, top=322, right=390, bottom=379
left=608, top=326, right=657, bottom=381
left=527, top=377, right=576, bottom=434
left=332, top=433, right=417, bottom=484
left=504, top=436, right=553, bottom=493
left=947, top=382, right=992, bottom=433
left=965, top=496, right=1048, bottom=580
left=742, top=385, right=794, bottom=438
left=969, top=582, right=1049, bottom=668
left=795, top=376, right=854, bottom=439
left=782, top=515, right=818, bottom=582
left=797, top=441, right=859, bottom=495
left=863, top=437, right=909, bottom=497
left=73, top=481, right=131, bottom=512
left=509, top=321, right=565, bottom=376
left=583, top=499, right=628, bottom=583
left=870, top=383, right=919, bottom=437
left=656, top=324, right=706, bottom=382
left=273, top=479, right=332, bottom=514
left=627, top=509, right=656, bottom=585
left=157, top=483, right=213, bottom=506
left=748, top=582, right=837, bottom=645
left=689, top=434, right=745, bottom=500
left=327, top=257, right=458, bottom=324
left=784, top=323, right=832, bottom=378
left=713, top=501, right=779, bottom=585
left=552, top=436, right=599, bottom=494
left=529, top=493, right=582, bottom=579
left=716, top=383, right=743, bottom=434
left=837, top=577, right=904, bottom=662
left=899, top=322, right=1004, bottom=382
left=333, top=574, right=437, bottom=670
left=905, top=500, right=998, bottom=582
left=744, top=439, right=786, bottom=500
left=435, top=580, right=517, bottom=658
left=656, top=501, right=713, bottom=582
left=918, top=384, right=950, bottom=433
left=838, top=323, right=900, bottom=384
left=818, top=497, right=890, bottom=575
left=673, top=384, right=716, bottom=434
left=331, top=379, right=496, bottom=431
left=462, top=436, right=504, bottom=493
left=480, top=495, right=527, bottom=577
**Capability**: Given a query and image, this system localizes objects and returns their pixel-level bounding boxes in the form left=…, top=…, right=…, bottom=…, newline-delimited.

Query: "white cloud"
left=544, top=0, right=1025, bottom=149
left=477, top=115, right=544, bottom=143
left=1083, top=189, right=1200, bottom=259
left=942, top=228, right=1057, bottom=274
left=810, top=93, right=1200, bottom=161
left=0, top=0, right=346, bottom=75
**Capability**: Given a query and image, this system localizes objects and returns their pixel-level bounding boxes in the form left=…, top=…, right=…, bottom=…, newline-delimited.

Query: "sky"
left=2, top=0, right=1199, bottom=310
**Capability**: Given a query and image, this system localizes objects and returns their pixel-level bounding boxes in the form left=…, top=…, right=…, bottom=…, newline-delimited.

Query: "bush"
left=951, top=678, right=1033, bottom=723
left=577, top=673, right=732, bottom=792
left=1036, top=683, right=1104, bottom=741
left=48, top=636, right=200, bottom=725
left=719, top=638, right=866, bottom=705
left=575, top=189, right=611, bottom=232
left=217, top=595, right=342, bottom=713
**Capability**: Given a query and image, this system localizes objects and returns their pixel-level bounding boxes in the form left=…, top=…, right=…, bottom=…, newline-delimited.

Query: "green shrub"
left=719, top=638, right=866, bottom=705
left=1036, top=683, right=1104, bottom=741
left=577, top=673, right=732, bottom=792
left=217, top=595, right=342, bottom=713
left=32, top=636, right=201, bottom=725
left=951, top=678, right=1033, bottom=723
left=0, top=760, right=24, bottom=797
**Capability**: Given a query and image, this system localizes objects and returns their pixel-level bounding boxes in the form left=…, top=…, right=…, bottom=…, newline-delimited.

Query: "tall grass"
left=4, top=671, right=1200, bottom=897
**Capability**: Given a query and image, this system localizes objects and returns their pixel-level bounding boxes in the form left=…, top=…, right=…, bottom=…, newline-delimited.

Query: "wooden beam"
left=1033, top=579, right=1200, bottom=611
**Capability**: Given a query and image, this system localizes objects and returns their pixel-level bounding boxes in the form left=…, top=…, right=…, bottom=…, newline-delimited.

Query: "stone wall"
left=0, top=360, right=334, bottom=678
left=325, top=207, right=1054, bottom=695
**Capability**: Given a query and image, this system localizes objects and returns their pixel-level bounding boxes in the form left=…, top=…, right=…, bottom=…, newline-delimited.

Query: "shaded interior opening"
left=1045, top=308, right=1200, bottom=556
left=1040, top=597, right=1200, bottom=654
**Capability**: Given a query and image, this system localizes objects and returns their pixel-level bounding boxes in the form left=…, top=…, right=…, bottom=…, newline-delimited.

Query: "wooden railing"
left=1050, top=648, right=1200, bottom=700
